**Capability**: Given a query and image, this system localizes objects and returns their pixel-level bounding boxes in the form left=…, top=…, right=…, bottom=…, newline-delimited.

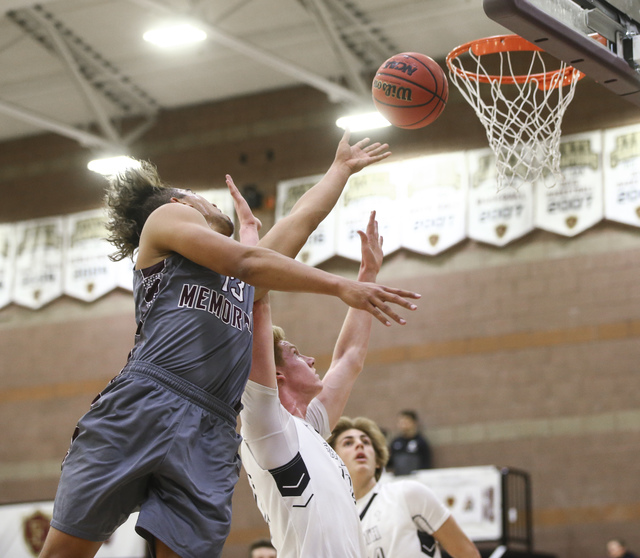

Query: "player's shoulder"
left=389, top=478, right=437, bottom=499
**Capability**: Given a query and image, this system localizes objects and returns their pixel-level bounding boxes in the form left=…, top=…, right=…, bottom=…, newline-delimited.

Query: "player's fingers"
left=381, top=288, right=421, bottom=306
left=367, top=143, right=389, bottom=155
left=373, top=300, right=406, bottom=325
left=355, top=137, right=371, bottom=148
left=368, top=302, right=392, bottom=327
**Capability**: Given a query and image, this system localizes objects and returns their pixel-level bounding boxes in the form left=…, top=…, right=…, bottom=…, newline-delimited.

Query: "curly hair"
left=104, top=160, right=186, bottom=261
left=327, top=416, right=390, bottom=481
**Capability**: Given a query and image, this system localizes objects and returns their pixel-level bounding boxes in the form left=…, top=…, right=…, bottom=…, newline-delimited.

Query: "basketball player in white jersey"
left=328, top=416, right=481, bottom=558
left=239, top=212, right=395, bottom=558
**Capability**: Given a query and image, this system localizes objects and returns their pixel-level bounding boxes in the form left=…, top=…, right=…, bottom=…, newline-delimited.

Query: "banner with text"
left=400, top=153, right=468, bottom=255
left=13, top=217, right=65, bottom=310
left=534, top=131, right=604, bottom=236
left=64, top=210, right=119, bottom=302
left=603, top=122, right=640, bottom=228
left=336, top=163, right=402, bottom=261
left=275, top=175, right=338, bottom=266
left=0, top=224, right=16, bottom=310
left=467, top=149, right=534, bottom=246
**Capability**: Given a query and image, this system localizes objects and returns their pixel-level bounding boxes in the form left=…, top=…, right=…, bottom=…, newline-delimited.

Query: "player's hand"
left=357, top=211, right=383, bottom=280
left=334, top=128, right=391, bottom=175
left=226, top=174, right=261, bottom=245
left=338, top=279, right=420, bottom=326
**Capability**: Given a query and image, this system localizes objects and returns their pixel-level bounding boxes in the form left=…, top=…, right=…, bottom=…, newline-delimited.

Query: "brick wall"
left=0, top=79, right=639, bottom=558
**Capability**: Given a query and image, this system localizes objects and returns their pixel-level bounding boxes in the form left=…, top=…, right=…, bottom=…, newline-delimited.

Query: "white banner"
left=603, top=123, right=640, bottom=227
left=64, top=210, right=119, bottom=302
left=467, top=150, right=533, bottom=246
left=13, top=217, right=65, bottom=309
left=382, top=466, right=502, bottom=542
left=275, top=175, right=338, bottom=266
left=335, top=163, right=402, bottom=261
left=0, top=223, right=17, bottom=310
left=534, top=131, right=604, bottom=237
left=0, top=501, right=145, bottom=557
left=400, top=153, right=468, bottom=255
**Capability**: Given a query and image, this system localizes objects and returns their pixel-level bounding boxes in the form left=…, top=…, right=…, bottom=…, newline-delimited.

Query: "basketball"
left=372, top=52, right=448, bottom=129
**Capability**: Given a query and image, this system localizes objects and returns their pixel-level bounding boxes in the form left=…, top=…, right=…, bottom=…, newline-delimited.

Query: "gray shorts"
left=51, top=361, right=242, bottom=558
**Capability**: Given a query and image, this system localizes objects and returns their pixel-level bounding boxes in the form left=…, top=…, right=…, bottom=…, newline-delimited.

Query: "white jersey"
left=356, top=479, right=450, bottom=558
left=240, top=380, right=367, bottom=558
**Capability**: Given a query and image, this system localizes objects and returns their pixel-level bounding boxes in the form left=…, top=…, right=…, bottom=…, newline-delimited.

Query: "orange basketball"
left=372, top=52, right=448, bottom=129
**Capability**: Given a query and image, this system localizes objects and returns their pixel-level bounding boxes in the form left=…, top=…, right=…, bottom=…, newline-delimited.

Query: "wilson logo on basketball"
left=372, top=79, right=413, bottom=102
left=382, top=60, right=418, bottom=76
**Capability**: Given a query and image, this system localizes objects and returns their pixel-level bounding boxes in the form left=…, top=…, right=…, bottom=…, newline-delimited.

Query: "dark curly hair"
left=104, top=160, right=186, bottom=261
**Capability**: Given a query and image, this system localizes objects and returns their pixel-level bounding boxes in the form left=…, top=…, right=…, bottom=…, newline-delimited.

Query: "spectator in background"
left=607, top=539, right=638, bottom=558
left=249, top=539, right=276, bottom=558
left=388, top=409, right=433, bottom=475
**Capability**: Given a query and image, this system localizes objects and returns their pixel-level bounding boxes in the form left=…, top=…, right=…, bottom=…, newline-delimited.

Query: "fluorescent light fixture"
left=143, top=24, right=207, bottom=48
left=88, top=156, right=141, bottom=176
left=336, top=111, right=391, bottom=132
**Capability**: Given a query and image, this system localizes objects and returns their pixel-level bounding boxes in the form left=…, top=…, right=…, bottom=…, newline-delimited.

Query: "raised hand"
left=226, top=174, right=261, bottom=246
left=357, top=210, right=384, bottom=281
left=338, top=280, right=420, bottom=327
left=334, top=128, right=391, bottom=175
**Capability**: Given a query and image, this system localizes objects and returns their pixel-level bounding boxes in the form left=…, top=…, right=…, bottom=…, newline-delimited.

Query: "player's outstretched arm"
left=142, top=202, right=419, bottom=325
left=316, top=211, right=385, bottom=428
left=257, top=129, right=391, bottom=259
left=434, top=517, right=481, bottom=558
left=247, top=296, right=277, bottom=388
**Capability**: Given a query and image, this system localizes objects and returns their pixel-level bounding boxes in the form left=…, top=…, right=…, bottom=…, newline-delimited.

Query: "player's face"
left=251, top=548, right=277, bottom=558
left=333, top=428, right=377, bottom=480
left=277, top=341, right=322, bottom=397
left=178, top=190, right=235, bottom=237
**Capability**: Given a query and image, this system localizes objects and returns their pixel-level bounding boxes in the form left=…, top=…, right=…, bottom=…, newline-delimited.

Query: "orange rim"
left=445, top=34, right=591, bottom=90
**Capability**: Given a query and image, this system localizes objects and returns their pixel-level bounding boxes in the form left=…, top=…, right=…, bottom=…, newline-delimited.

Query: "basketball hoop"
left=446, top=34, right=585, bottom=190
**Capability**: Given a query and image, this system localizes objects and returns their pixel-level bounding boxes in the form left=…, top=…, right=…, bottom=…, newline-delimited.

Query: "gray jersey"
left=128, top=254, right=254, bottom=408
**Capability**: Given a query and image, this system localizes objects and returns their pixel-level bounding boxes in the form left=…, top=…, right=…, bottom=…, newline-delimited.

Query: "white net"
left=447, top=37, right=581, bottom=190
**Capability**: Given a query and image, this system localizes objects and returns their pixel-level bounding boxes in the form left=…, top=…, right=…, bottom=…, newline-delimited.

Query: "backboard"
left=483, top=0, right=640, bottom=106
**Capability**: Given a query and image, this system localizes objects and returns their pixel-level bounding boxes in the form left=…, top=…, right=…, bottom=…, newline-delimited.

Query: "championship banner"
left=383, top=466, right=502, bottom=542
left=13, top=217, right=65, bottom=310
left=534, top=131, right=604, bottom=237
left=0, top=223, right=16, bottom=310
left=275, top=175, right=338, bottom=266
left=467, top=149, right=533, bottom=246
left=335, top=163, right=402, bottom=261
left=603, top=123, right=640, bottom=227
left=400, top=153, right=468, bottom=255
left=64, top=210, right=118, bottom=302
left=0, top=501, right=145, bottom=557
left=115, top=257, right=135, bottom=292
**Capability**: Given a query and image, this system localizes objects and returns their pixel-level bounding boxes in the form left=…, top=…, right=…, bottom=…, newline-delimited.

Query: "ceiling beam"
left=127, top=0, right=368, bottom=105
left=303, top=0, right=371, bottom=97
left=0, top=98, right=123, bottom=151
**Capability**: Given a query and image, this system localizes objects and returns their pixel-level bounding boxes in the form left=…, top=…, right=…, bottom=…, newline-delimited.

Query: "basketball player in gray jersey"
left=39, top=131, right=420, bottom=558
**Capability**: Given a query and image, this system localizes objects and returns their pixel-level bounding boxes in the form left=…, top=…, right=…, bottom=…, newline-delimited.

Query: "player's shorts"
left=51, top=360, right=242, bottom=558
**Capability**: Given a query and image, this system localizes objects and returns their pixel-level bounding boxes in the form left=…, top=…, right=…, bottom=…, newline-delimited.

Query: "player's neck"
left=354, top=476, right=377, bottom=501
left=280, top=390, right=311, bottom=419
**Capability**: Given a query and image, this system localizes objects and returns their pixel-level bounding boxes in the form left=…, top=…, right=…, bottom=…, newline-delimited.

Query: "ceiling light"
left=143, top=24, right=207, bottom=48
left=87, top=156, right=141, bottom=176
left=336, top=111, right=392, bottom=132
